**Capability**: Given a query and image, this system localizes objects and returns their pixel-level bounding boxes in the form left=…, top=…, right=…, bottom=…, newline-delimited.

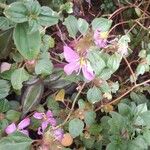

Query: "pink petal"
left=5, top=123, right=17, bottom=134
left=33, top=112, right=43, bottom=119
left=17, top=118, right=30, bottom=130
left=0, top=62, right=11, bottom=73
left=41, top=121, right=49, bottom=133
left=46, top=110, right=53, bottom=118
left=82, top=65, right=95, bottom=81
left=53, top=128, right=64, bottom=141
left=47, top=118, right=57, bottom=127
left=64, top=62, right=80, bottom=75
left=64, top=46, right=79, bottom=62
left=19, top=129, right=29, bottom=136
left=37, top=127, right=43, bottom=135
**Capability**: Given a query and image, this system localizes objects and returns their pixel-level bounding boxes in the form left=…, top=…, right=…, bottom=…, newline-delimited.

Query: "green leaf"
left=84, top=111, right=96, bottom=126
left=13, top=23, right=41, bottom=60
left=11, top=68, right=29, bottom=90
left=146, top=54, right=150, bottom=65
left=0, top=99, right=10, bottom=113
left=0, top=79, right=10, bottom=99
left=88, top=50, right=106, bottom=75
left=99, top=68, right=113, bottom=80
left=118, top=103, right=132, bottom=117
left=69, top=118, right=84, bottom=138
left=138, top=50, right=146, bottom=58
left=0, top=17, right=10, bottom=30
left=41, top=35, right=55, bottom=52
left=92, top=17, right=112, bottom=31
left=35, top=58, right=53, bottom=75
left=107, top=53, right=122, bottom=72
left=89, top=124, right=102, bottom=135
left=136, top=63, right=149, bottom=75
left=6, top=110, right=21, bottom=122
left=143, top=129, right=150, bottom=145
left=21, top=80, right=44, bottom=115
left=0, top=29, right=12, bottom=59
left=4, top=2, right=28, bottom=23
left=78, top=18, right=89, bottom=35
left=60, top=2, right=73, bottom=14
left=87, top=86, right=102, bottom=104
left=140, top=111, right=150, bottom=126
left=0, top=132, right=32, bottom=150
left=47, top=96, right=60, bottom=115
left=39, top=6, right=59, bottom=27
left=110, top=82, right=119, bottom=93
left=63, top=15, right=78, bottom=39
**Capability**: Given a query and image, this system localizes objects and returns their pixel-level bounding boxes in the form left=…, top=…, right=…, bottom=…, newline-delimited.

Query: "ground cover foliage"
left=0, top=0, right=150, bottom=149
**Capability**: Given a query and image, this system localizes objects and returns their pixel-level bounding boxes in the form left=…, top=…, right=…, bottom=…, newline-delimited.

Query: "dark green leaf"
left=0, top=99, right=10, bottom=113
left=21, top=80, right=44, bottom=115
left=0, top=132, right=32, bottom=150
left=0, top=79, right=10, bottom=99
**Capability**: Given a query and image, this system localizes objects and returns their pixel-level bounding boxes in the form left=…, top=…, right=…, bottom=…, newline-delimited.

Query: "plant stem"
left=95, top=79, right=150, bottom=112
left=55, top=82, right=86, bottom=128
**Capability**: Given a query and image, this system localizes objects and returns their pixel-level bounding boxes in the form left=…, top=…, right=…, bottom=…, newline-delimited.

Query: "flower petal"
left=18, top=118, right=30, bottom=130
left=53, top=128, right=64, bottom=141
left=33, top=112, right=43, bottom=119
left=48, top=118, right=57, bottom=127
left=64, top=46, right=79, bottom=62
left=82, top=64, right=95, bottom=81
left=5, top=123, right=17, bottom=134
left=41, top=121, right=49, bottom=133
left=37, top=127, right=43, bottom=135
left=46, top=110, right=53, bottom=118
left=19, top=129, right=29, bottom=136
left=64, top=62, right=80, bottom=75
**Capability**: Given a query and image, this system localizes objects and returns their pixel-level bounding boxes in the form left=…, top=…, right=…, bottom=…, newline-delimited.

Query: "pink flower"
left=93, top=29, right=108, bottom=48
left=5, top=118, right=30, bottom=136
left=53, top=128, right=64, bottom=141
left=33, top=110, right=57, bottom=135
left=63, top=46, right=95, bottom=81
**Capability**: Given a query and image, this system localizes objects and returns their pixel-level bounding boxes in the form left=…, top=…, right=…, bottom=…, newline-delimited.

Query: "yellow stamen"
left=80, top=57, right=86, bottom=66
left=100, top=31, right=108, bottom=39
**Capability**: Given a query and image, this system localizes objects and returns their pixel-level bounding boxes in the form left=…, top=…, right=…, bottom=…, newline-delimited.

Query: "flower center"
left=79, top=57, right=86, bottom=66
left=100, top=31, right=108, bottom=39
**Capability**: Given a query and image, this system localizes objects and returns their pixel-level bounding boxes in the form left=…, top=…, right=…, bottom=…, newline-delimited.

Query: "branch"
left=95, top=79, right=150, bottom=112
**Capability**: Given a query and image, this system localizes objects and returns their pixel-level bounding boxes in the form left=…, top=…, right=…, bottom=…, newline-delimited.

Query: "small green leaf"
left=107, top=53, right=122, bottom=72
left=21, top=80, right=44, bottom=115
left=0, top=132, right=32, bottom=150
left=87, top=86, right=102, bottom=103
left=136, top=63, right=149, bottom=75
left=63, top=15, right=78, bottom=39
left=89, top=124, right=102, bottom=135
left=99, top=68, right=113, bottom=80
left=6, top=110, right=21, bottom=122
left=84, top=111, right=96, bottom=126
left=69, top=118, right=84, bottom=138
left=140, top=111, right=150, bottom=126
left=146, top=54, right=150, bottom=65
left=4, top=2, right=28, bottom=23
left=35, top=58, right=53, bottom=75
left=11, top=68, right=29, bottom=90
left=78, top=18, right=89, bottom=35
left=0, top=99, right=10, bottom=113
left=0, top=79, right=10, bottom=99
left=88, top=50, right=106, bottom=75
left=13, top=23, right=41, bottom=60
left=0, top=17, right=10, bottom=30
left=39, top=6, right=59, bottom=27
left=92, top=17, right=112, bottom=31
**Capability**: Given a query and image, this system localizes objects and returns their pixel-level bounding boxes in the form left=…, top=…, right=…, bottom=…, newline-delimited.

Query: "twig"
left=95, top=79, right=150, bottom=112
left=123, top=56, right=137, bottom=85
left=55, top=82, right=86, bottom=128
